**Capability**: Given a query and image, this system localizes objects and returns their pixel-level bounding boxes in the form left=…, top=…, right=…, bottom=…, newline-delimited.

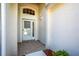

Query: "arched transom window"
left=23, top=8, right=35, bottom=15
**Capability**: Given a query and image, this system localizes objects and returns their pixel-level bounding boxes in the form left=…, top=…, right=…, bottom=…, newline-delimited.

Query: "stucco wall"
left=6, top=3, right=18, bottom=56
left=46, top=3, right=79, bottom=56
left=38, top=4, right=47, bottom=45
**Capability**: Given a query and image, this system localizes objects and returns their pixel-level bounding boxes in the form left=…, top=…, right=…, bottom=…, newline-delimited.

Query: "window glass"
left=24, top=21, right=30, bottom=28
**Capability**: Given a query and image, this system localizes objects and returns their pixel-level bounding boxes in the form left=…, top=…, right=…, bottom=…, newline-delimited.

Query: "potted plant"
left=55, top=50, right=69, bottom=56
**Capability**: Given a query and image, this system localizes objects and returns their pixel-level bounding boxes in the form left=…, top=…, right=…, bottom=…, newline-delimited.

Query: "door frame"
left=19, top=6, right=38, bottom=42
left=22, top=19, right=35, bottom=41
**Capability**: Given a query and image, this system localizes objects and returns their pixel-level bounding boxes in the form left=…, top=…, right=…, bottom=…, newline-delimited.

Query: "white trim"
left=22, top=19, right=35, bottom=41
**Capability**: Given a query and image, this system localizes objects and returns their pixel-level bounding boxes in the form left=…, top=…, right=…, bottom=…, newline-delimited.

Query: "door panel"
left=22, top=20, right=34, bottom=41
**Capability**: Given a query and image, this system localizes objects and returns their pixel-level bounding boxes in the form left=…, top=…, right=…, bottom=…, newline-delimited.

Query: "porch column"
left=1, top=3, right=6, bottom=56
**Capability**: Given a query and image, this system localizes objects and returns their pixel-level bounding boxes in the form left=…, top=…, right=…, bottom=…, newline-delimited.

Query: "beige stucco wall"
left=48, top=3, right=64, bottom=15
left=38, top=4, right=47, bottom=44
left=46, top=3, right=79, bottom=56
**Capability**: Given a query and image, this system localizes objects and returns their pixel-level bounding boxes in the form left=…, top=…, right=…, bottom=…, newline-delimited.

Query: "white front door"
left=22, top=19, right=35, bottom=41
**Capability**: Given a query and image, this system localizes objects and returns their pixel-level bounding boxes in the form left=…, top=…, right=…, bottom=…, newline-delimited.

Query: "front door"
left=22, top=19, right=35, bottom=41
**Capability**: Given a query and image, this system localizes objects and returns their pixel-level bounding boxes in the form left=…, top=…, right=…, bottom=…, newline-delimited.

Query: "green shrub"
left=55, top=50, right=69, bottom=56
